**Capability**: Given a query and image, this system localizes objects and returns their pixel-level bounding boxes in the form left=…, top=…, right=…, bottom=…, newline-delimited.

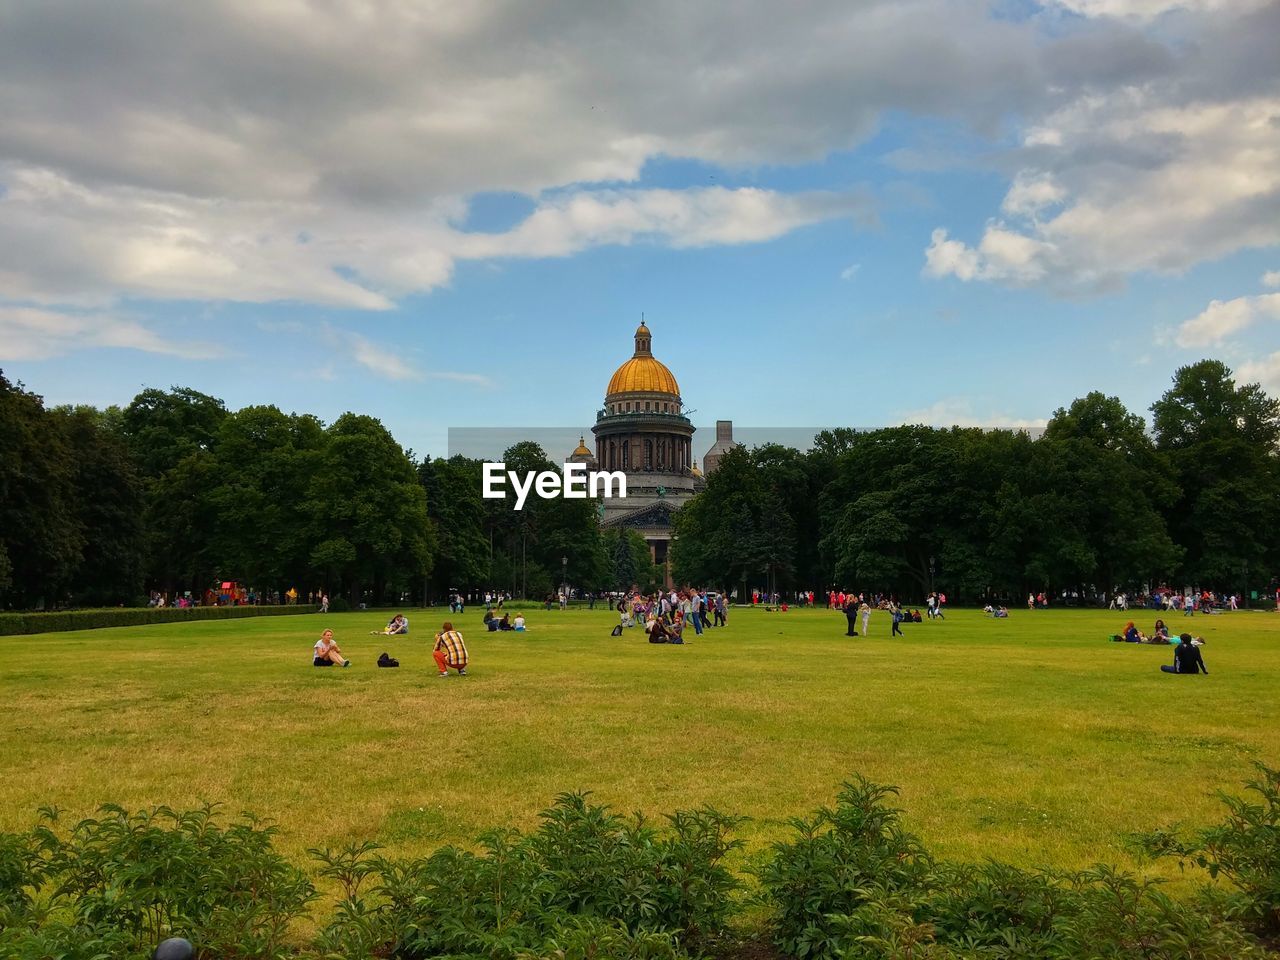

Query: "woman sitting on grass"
left=313, top=629, right=350, bottom=667
left=1121, top=621, right=1144, bottom=643
left=1150, top=619, right=1170, bottom=643
left=513, top=614, right=526, bottom=631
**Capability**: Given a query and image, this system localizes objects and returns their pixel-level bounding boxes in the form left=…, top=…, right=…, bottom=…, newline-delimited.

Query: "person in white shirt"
left=313, top=629, right=349, bottom=667
left=513, top=614, right=527, bottom=631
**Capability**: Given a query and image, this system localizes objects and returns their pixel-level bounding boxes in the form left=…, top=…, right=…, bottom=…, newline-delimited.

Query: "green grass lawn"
left=2, top=605, right=1277, bottom=879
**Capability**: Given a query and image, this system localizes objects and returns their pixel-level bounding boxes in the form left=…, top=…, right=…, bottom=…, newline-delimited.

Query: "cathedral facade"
left=567, top=322, right=730, bottom=574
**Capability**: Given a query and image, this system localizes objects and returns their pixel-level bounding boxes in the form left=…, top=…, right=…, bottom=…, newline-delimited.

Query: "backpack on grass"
left=377, top=652, right=400, bottom=667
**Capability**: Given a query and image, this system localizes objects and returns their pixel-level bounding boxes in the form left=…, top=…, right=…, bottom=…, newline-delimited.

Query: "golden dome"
left=605, top=320, right=681, bottom=398
left=606, top=357, right=680, bottom=397
left=571, top=436, right=593, bottom=458
left=691, top=460, right=703, bottom=477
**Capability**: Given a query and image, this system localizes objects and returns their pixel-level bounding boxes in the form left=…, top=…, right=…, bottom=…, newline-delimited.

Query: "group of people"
left=482, top=610, right=527, bottom=631
left=839, top=595, right=923, bottom=637
left=611, top=587, right=726, bottom=643
left=312, top=622, right=470, bottom=677
left=1113, top=620, right=1209, bottom=675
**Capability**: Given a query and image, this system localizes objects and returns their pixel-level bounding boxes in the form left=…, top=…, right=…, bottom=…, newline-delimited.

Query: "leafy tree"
left=121, top=386, right=228, bottom=594
left=204, top=405, right=326, bottom=593
left=307, top=413, right=434, bottom=604
left=1151, top=361, right=1280, bottom=586
left=50, top=405, right=147, bottom=605
left=0, top=372, right=81, bottom=608
left=419, top=455, right=491, bottom=597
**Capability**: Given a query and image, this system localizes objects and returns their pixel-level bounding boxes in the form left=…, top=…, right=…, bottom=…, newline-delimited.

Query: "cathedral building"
left=570, top=322, right=735, bottom=576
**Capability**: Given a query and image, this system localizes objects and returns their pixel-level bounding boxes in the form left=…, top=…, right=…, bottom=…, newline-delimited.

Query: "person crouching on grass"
left=433, top=622, right=469, bottom=677
left=313, top=629, right=350, bottom=667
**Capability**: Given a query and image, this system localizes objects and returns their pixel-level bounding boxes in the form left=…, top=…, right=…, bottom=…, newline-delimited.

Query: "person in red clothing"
left=432, top=622, right=469, bottom=677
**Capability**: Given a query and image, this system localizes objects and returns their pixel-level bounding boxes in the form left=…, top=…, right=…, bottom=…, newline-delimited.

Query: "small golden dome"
left=691, top=460, right=703, bottom=477
left=606, top=357, right=680, bottom=398
left=572, top=436, right=593, bottom=458
left=634, top=320, right=650, bottom=338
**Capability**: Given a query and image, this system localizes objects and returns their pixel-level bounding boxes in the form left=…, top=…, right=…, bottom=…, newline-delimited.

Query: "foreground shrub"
left=758, top=777, right=1273, bottom=960
left=1137, top=761, right=1280, bottom=936
left=0, top=805, right=314, bottom=960
left=310, top=792, right=744, bottom=959
left=1, top=771, right=1276, bottom=959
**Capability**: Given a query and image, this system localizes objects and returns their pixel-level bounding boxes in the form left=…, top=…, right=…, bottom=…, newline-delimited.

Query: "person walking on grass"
left=433, top=622, right=469, bottom=677
left=860, top=600, right=871, bottom=637
left=890, top=602, right=905, bottom=637
left=313, top=629, right=349, bottom=667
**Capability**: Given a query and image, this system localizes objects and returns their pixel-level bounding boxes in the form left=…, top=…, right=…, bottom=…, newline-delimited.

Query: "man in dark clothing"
left=1161, top=634, right=1208, bottom=674
left=843, top=599, right=859, bottom=637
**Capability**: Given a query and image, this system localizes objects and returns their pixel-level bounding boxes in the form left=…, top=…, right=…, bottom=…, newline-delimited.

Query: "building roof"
left=605, top=321, right=681, bottom=398
left=606, top=357, right=681, bottom=397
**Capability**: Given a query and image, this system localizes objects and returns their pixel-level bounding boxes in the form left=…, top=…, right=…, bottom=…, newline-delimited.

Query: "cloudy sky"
left=3, top=0, right=1279, bottom=455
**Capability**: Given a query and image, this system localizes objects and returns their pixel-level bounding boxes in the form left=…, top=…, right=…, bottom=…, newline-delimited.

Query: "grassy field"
left=1, top=604, right=1277, bottom=879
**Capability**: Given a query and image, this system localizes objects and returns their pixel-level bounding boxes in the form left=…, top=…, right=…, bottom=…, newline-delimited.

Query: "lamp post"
left=928, top=555, right=936, bottom=596
left=561, top=556, right=568, bottom=607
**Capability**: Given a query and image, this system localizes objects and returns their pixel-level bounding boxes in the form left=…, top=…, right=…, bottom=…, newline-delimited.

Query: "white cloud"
left=1238, top=350, right=1280, bottom=395
left=924, top=229, right=982, bottom=281
left=0, top=172, right=866, bottom=309
left=1263, top=270, right=1280, bottom=289
left=1000, top=172, right=1066, bottom=218
left=840, top=263, right=861, bottom=281
left=308, top=322, right=493, bottom=386
left=895, top=398, right=1049, bottom=431
left=926, top=91, right=1280, bottom=291
left=1049, top=0, right=1269, bottom=21
left=0, top=305, right=221, bottom=361
left=1174, top=292, right=1280, bottom=347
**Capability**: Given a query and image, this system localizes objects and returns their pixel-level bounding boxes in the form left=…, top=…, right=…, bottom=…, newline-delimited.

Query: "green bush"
left=1137, top=761, right=1280, bottom=936
left=1, top=773, right=1276, bottom=959
left=0, top=805, right=314, bottom=960
left=310, top=791, right=743, bottom=959
left=0, top=604, right=319, bottom=636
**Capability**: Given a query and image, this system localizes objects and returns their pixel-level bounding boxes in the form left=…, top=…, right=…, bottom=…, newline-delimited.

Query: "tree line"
left=672, top=359, right=1280, bottom=603
left=0, top=374, right=655, bottom=609
left=1, top=358, right=1276, bottom=609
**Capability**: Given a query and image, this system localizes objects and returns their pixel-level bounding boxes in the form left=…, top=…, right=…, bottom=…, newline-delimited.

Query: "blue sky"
left=2, top=1, right=1278, bottom=458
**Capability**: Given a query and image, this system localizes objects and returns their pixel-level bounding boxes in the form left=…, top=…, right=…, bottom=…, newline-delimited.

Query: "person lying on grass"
left=1161, top=633, right=1208, bottom=675
left=433, top=622, right=469, bottom=677
left=1121, top=621, right=1145, bottom=643
left=313, top=629, right=350, bottom=667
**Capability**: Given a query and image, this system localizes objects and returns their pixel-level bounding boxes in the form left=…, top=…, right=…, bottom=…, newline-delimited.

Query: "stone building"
left=587, top=322, right=701, bottom=571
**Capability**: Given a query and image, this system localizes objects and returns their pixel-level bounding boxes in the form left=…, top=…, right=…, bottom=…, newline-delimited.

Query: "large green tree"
left=306, top=413, right=434, bottom=604
left=1151, top=360, right=1280, bottom=586
left=0, top=373, right=81, bottom=607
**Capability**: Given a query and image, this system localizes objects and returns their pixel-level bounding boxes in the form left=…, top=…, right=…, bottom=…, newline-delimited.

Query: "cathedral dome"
left=605, top=321, right=681, bottom=399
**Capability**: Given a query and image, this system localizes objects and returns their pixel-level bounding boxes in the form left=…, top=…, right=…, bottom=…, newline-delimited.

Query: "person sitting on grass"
left=432, top=622, right=468, bottom=677
left=513, top=614, right=526, bottom=631
left=669, top=611, right=686, bottom=644
left=483, top=610, right=498, bottom=632
left=1161, top=633, right=1208, bottom=674
left=372, top=614, right=408, bottom=636
left=648, top=616, right=673, bottom=643
left=313, top=629, right=350, bottom=667
left=497, top=613, right=513, bottom=631
left=1121, top=621, right=1144, bottom=643
left=1150, top=619, right=1171, bottom=643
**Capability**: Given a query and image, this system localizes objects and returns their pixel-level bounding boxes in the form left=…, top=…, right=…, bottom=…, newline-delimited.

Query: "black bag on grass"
left=377, top=652, right=400, bottom=667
